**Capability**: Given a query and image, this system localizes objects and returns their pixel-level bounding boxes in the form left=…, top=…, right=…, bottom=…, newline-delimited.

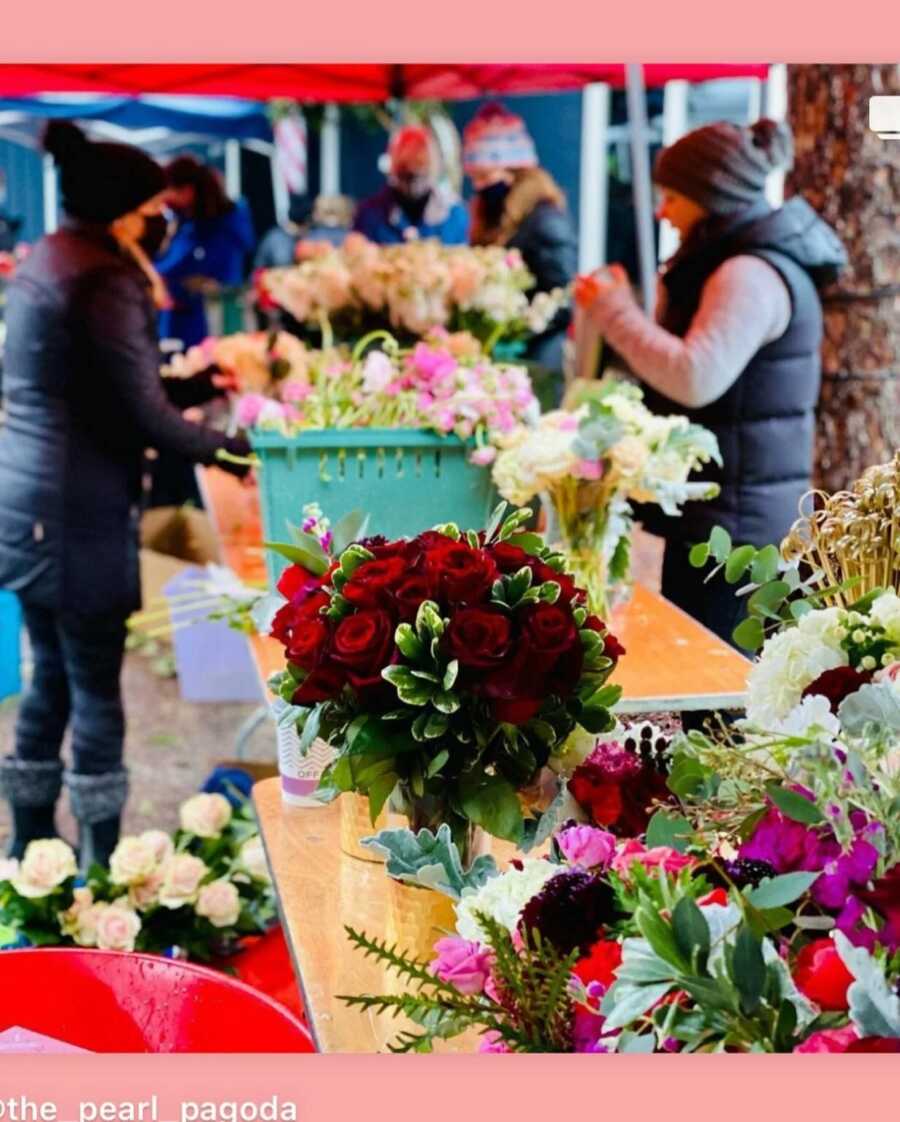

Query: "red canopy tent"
left=0, top=63, right=769, bottom=100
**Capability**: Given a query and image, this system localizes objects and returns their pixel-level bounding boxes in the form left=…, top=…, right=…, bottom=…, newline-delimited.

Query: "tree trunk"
left=787, top=64, right=900, bottom=493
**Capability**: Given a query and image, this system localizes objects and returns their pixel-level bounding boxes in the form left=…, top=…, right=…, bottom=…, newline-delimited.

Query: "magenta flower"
left=479, top=1032, right=511, bottom=1053
left=794, top=1025, right=859, bottom=1053
left=411, top=343, right=457, bottom=383
left=556, top=825, right=616, bottom=870
left=429, top=936, right=493, bottom=995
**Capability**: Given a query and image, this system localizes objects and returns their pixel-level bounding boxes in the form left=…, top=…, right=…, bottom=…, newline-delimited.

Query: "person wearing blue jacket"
left=352, top=125, right=468, bottom=246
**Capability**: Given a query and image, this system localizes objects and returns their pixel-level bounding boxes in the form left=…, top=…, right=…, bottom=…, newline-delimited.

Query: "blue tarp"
left=0, top=95, right=271, bottom=142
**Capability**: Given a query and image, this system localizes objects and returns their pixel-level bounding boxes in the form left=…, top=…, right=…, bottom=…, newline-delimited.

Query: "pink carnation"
left=611, top=839, right=695, bottom=878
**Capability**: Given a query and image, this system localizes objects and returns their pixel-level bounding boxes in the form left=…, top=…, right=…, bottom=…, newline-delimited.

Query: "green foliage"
left=359, top=825, right=499, bottom=900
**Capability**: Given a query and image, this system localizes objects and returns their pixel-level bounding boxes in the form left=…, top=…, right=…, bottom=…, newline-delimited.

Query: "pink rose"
left=556, top=825, right=616, bottom=869
left=794, top=1025, right=859, bottom=1053
left=429, top=936, right=493, bottom=996
left=611, top=839, right=695, bottom=878
left=235, top=393, right=268, bottom=428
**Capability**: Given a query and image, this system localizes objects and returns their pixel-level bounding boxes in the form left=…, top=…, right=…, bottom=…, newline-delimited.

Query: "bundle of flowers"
left=0, top=794, right=274, bottom=962
left=256, top=234, right=567, bottom=348
left=342, top=706, right=900, bottom=1053
left=232, top=330, right=538, bottom=468
left=491, top=378, right=720, bottom=612
left=162, top=330, right=309, bottom=396
left=266, top=503, right=625, bottom=856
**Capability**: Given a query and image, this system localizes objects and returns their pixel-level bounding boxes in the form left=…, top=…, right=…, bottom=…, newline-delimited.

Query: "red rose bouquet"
left=268, top=504, right=624, bottom=853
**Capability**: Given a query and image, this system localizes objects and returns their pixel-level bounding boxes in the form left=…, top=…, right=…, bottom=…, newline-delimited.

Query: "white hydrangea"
left=870, top=590, right=900, bottom=643
left=746, top=609, right=849, bottom=726
left=455, top=859, right=558, bottom=944
left=764, top=693, right=842, bottom=740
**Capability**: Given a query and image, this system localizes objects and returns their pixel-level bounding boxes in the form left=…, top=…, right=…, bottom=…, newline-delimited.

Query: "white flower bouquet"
left=491, top=378, right=721, bottom=613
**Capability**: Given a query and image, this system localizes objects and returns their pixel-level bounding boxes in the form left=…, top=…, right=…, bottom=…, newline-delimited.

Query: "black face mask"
left=477, top=180, right=510, bottom=227
left=139, top=213, right=170, bottom=258
left=391, top=183, right=430, bottom=225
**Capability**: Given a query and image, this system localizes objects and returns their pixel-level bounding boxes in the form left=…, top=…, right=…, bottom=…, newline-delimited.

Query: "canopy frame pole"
left=657, top=78, right=689, bottom=263
left=578, top=82, right=611, bottom=274
left=42, top=153, right=58, bottom=234
left=764, top=64, right=788, bottom=207
left=320, top=103, right=341, bottom=196
left=224, top=138, right=242, bottom=200
left=625, top=63, right=657, bottom=315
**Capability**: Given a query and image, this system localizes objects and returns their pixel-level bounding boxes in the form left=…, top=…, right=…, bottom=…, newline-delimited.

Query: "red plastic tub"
left=0, top=949, right=315, bottom=1053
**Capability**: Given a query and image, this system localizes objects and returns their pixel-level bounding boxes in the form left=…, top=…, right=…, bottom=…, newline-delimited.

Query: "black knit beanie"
left=43, top=120, right=166, bottom=224
left=654, top=119, right=794, bottom=216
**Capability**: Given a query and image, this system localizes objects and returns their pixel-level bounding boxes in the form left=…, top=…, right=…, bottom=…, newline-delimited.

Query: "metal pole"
left=578, top=82, right=611, bottom=274
left=320, top=103, right=341, bottom=196
left=224, top=139, right=242, bottom=200
left=764, top=64, right=788, bottom=207
left=42, top=154, right=58, bottom=234
left=658, top=79, right=689, bottom=262
left=625, top=63, right=657, bottom=315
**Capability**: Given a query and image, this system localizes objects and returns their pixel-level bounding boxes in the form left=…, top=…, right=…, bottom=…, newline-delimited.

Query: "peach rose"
left=109, top=836, right=159, bottom=887
left=72, top=901, right=108, bottom=947
left=127, top=870, right=165, bottom=911
left=140, top=830, right=175, bottom=866
left=96, top=903, right=142, bottom=952
left=158, top=854, right=209, bottom=909
left=13, top=839, right=77, bottom=899
left=195, top=880, right=241, bottom=929
left=58, top=886, right=94, bottom=937
left=179, top=794, right=232, bottom=839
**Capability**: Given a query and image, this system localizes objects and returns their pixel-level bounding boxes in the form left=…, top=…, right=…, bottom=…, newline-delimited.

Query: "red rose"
left=584, top=615, right=626, bottom=662
left=519, top=602, right=584, bottom=692
left=491, top=697, right=544, bottom=725
left=270, top=589, right=330, bottom=649
left=802, top=666, right=873, bottom=713
left=793, top=938, right=854, bottom=1011
left=292, top=663, right=345, bottom=705
left=446, top=607, right=513, bottom=669
left=567, top=775, right=624, bottom=828
left=285, top=617, right=330, bottom=671
left=343, top=557, right=408, bottom=608
left=277, top=563, right=317, bottom=601
left=573, top=938, right=622, bottom=989
left=567, top=743, right=672, bottom=836
left=331, top=609, right=395, bottom=675
left=423, top=541, right=498, bottom=604
left=392, top=572, right=436, bottom=623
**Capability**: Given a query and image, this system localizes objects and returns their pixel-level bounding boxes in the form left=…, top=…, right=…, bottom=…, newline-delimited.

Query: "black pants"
left=16, top=602, right=128, bottom=777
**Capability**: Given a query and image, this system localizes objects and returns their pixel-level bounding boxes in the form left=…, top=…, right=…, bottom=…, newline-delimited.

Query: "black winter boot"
left=65, top=768, right=129, bottom=872
left=0, top=757, right=63, bottom=857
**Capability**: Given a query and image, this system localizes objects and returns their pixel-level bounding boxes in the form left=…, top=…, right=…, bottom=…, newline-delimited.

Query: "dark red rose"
left=393, top=572, right=436, bottom=623
left=855, top=863, right=900, bottom=949
left=568, top=742, right=672, bottom=836
left=489, top=543, right=577, bottom=602
left=802, top=666, right=873, bottom=713
left=276, top=563, right=317, bottom=601
left=793, top=938, right=854, bottom=1011
left=573, top=938, right=622, bottom=989
left=520, top=602, right=579, bottom=663
left=285, top=617, right=330, bottom=671
left=446, top=607, right=513, bottom=669
left=292, top=663, right=345, bottom=705
left=343, top=556, right=408, bottom=608
left=584, top=615, right=626, bottom=661
left=845, top=1038, right=900, bottom=1053
left=331, top=609, right=394, bottom=674
left=491, top=696, right=544, bottom=725
left=359, top=536, right=420, bottom=562
left=423, top=542, right=498, bottom=604
left=270, top=589, right=330, bottom=649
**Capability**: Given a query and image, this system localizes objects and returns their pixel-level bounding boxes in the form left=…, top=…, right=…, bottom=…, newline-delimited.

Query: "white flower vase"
left=272, top=698, right=335, bottom=807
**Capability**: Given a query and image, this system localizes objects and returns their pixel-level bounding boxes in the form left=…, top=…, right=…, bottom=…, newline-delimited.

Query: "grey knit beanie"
left=654, top=119, right=794, bottom=215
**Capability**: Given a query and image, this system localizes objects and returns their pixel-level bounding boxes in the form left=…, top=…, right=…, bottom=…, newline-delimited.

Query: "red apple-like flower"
left=792, top=938, right=854, bottom=1011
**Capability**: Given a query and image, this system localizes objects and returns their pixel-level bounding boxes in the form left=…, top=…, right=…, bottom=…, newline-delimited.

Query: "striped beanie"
left=462, top=102, right=538, bottom=173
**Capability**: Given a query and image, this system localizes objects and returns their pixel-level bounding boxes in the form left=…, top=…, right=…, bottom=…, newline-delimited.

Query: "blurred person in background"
left=463, top=102, right=577, bottom=376
left=151, top=155, right=256, bottom=508
left=254, top=192, right=348, bottom=270
left=0, top=170, right=22, bottom=254
left=0, top=122, right=251, bottom=866
left=579, top=119, right=846, bottom=645
left=353, top=124, right=468, bottom=245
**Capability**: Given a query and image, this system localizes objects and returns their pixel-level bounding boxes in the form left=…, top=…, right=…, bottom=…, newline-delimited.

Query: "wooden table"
left=254, top=777, right=523, bottom=1053
left=199, top=468, right=751, bottom=714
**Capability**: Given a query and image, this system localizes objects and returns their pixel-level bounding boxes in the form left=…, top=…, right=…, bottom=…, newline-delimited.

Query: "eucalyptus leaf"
left=764, top=784, right=824, bottom=826
left=746, top=871, right=821, bottom=910
left=838, top=683, right=900, bottom=737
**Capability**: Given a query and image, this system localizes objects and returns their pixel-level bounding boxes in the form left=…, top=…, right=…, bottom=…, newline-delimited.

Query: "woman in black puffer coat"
left=463, top=103, right=577, bottom=380
left=0, top=122, right=250, bottom=865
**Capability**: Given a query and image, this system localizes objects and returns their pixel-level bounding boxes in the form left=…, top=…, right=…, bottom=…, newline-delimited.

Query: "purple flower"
left=429, top=936, right=492, bottom=996
left=556, top=825, right=617, bottom=870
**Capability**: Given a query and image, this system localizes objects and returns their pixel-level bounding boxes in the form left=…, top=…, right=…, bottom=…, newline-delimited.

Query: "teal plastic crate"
left=250, top=428, right=496, bottom=586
